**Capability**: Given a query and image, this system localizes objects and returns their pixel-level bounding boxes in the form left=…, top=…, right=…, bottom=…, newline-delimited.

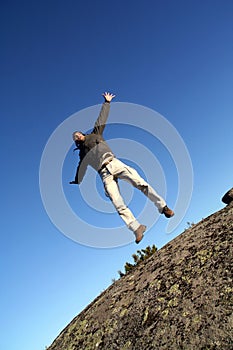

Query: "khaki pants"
left=99, top=158, right=166, bottom=232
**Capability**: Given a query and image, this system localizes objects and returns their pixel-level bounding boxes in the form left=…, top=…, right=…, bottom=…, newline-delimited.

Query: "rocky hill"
left=47, top=201, right=233, bottom=350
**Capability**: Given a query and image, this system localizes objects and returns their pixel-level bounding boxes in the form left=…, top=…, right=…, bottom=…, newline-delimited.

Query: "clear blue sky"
left=1, top=1, right=232, bottom=349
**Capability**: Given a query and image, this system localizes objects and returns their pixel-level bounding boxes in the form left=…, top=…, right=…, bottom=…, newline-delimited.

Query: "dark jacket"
left=73, top=102, right=114, bottom=184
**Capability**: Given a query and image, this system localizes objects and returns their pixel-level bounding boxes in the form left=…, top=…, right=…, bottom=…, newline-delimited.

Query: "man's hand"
left=102, top=92, right=115, bottom=103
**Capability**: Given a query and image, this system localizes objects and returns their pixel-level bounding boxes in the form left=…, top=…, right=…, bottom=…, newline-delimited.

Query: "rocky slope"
left=47, top=202, right=233, bottom=350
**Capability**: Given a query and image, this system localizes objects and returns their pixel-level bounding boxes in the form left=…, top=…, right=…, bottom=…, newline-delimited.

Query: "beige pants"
left=99, top=158, right=166, bottom=232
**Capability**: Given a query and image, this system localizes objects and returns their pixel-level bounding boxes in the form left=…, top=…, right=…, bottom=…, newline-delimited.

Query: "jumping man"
left=70, top=92, right=174, bottom=243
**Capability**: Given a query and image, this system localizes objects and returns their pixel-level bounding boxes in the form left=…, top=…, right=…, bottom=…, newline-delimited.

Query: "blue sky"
left=1, top=0, right=232, bottom=349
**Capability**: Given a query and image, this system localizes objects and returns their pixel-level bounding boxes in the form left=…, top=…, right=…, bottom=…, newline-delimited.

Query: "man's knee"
left=112, top=199, right=127, bottom=212
left=138, top=184, right=149, bottom=195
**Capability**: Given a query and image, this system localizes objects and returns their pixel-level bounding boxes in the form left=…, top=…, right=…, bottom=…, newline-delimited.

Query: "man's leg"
left=117, top=164, right=167, bottom=212
left=101, top=170, right=140, bottom=232
left=99, top=168, right=146, bottom=242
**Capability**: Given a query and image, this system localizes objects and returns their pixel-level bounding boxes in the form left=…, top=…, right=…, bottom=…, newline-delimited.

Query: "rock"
left=222, top=187, right=233, bottom=204
left=47, top=204, right=233, bottom=350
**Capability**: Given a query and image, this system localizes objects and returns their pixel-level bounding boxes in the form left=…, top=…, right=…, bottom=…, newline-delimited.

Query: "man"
left=70, top=92, right=174, bottom=243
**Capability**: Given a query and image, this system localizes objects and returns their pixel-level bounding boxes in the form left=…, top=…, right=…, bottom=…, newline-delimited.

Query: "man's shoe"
left=162, top=206, right=174, bottom=218
left=134, top=224, right=146, bottom=244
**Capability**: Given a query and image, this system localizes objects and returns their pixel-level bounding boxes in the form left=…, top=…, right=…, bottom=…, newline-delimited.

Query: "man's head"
left=72, top=131, right=85, bottom=143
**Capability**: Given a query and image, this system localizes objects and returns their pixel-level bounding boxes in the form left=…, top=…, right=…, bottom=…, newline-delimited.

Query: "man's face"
left=73, top=132, right=85, bottom=142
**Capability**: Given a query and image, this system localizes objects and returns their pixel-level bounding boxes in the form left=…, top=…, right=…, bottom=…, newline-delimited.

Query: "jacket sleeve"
left=92, top=102, right=110, bottom=135
left=73, top=159, right=88, bottom=184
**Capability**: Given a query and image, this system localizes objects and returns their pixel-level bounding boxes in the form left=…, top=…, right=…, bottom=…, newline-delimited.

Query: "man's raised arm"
left=92, top=92, right=115, bottom=135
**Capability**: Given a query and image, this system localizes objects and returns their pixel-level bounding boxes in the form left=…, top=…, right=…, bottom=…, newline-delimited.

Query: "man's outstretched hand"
left=102, top=92, right=115, bottom=103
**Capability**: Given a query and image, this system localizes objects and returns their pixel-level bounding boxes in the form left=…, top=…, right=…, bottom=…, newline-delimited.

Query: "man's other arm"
left=92, top=92, right=115, bottom=135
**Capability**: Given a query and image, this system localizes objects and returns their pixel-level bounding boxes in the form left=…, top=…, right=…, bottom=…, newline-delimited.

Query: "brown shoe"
left=162, top=205, right=174, bottom=218
left=134, top=224, right=146, bottom=244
